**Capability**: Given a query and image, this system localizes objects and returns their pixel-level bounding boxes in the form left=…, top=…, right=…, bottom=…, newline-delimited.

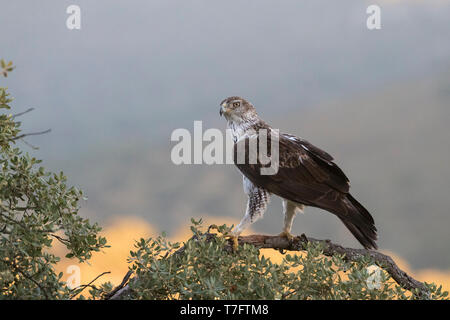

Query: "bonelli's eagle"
left=219, top=96, right=377, bottom=250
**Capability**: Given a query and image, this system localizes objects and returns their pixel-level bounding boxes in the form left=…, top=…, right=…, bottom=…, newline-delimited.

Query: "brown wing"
left=282, top=133, right=350, bottom=193
left=234, top=133, right=349, bottom=206
left=234, top=132, right=377, bottom=249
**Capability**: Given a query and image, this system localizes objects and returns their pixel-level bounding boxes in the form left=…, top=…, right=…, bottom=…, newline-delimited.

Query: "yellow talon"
left=208, top=224, right=239, bottom=251
left=278, top=231, right=295, bottom=241
left=227, top=235, right=239, bottom=251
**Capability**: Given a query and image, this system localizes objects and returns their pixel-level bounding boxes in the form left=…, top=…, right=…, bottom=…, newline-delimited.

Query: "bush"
left=120, top=219, right=448, bottom=300
left=0, top=62, right=108, bottom=299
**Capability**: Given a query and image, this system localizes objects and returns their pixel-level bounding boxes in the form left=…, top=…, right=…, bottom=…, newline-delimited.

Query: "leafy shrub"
left=0, top=63, right=108, bottom=299
left=122, top=219, right=448, bottom=300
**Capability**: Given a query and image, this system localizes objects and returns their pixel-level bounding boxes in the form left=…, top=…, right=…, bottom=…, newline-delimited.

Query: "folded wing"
left=233, top=132, right=377, bottom=249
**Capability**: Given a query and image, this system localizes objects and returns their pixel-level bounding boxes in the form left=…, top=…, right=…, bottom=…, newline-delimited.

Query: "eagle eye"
left=233, top=102, right=240, bottom=107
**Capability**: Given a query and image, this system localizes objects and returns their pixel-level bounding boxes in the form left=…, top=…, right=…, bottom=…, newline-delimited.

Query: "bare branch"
left=12, top=107, right=35, bottom=119
left=69, top=271, right=111, bottom=300
left=12, top=129, right=51, bottom=141
left=50, top=233, right=70, bottom=245
left=20, top=138, right=40, bottom=150
left=104, top=271, right=133, bottom=300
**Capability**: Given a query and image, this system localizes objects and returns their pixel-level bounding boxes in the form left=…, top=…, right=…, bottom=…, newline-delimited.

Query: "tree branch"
left=12, top=107, right=35, bottom=119
left=9, top=260, right=50, bottom=300
left=69, top=271, right=111, bottom=299
left=106, top=232, right=430, bottom=300
left=234, top=233, right=430, bottom=298
left=104, top=270, right=133, bottom=300
left=12, top=129, right=51, bottom=141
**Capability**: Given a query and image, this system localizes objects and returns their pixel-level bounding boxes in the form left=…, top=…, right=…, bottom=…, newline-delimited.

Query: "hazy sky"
left=1, top=1, right=449, bottom=158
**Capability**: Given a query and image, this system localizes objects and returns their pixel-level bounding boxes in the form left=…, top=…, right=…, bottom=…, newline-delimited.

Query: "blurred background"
left=1, top=0, right=450, bottom=287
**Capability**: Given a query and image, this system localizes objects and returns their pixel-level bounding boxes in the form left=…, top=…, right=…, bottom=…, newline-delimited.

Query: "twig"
left=50, top=233, right=70, bottom=245
left=20, top=138, right=40, bottom=150
left=69, top=271, right=111, bottom=299
left=10, top=261, right=50, bottom=300
left=12, top=107, right=35, bottom=119
left=104, top=270, right=133, bottom=300
left=12, top=129, right=51, bottom=141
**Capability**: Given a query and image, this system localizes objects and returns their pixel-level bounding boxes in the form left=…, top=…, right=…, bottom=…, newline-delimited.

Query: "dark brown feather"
left=234, top=131, right=377, bottom=249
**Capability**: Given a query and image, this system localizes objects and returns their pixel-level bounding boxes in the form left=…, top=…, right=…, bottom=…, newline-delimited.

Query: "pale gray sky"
left=1, top=1, right=449, bottom=158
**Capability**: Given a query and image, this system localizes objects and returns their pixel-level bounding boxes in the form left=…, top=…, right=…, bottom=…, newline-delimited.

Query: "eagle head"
left=219, top=96, right=257, bottom=123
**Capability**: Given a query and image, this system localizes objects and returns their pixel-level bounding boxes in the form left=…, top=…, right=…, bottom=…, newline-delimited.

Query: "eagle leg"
left=231, top=179, right=270, bottom=251
left=278, top=230, right=295, bottom=241
left=207, top=224, right=239, bottom=251
left=226, top=235, right=239, bottom=251
left=280, top=200, right=304, bottom=241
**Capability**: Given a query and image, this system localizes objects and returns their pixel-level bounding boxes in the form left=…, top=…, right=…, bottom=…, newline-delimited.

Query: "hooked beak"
left=219, top=104, right=228, bottom=117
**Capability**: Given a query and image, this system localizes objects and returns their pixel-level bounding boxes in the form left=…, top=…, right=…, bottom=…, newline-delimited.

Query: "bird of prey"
left=219, top=96, right=377, bottom=250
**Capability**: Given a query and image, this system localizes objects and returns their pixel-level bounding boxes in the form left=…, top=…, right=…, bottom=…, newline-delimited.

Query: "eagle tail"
left=339, top=195, right=378, bottom=250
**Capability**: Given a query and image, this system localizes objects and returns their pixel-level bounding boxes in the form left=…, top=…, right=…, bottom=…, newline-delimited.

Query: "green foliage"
left=0, top=61, right=108, bottom=299
left=0, top=88, right=19, bottom=149
left=0, top=59, right=14, bottom=78
left=125, top=219, right=448, bottom=300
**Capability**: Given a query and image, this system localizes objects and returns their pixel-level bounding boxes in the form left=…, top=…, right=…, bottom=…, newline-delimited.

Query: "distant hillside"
left=58, top=69, right=450, bottom=270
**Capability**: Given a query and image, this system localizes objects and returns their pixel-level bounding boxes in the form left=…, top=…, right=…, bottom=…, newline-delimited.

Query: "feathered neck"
left=227, top=116, right=270, bottom=142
